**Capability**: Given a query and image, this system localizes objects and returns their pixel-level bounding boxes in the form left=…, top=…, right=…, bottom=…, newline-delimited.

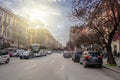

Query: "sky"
left=0, top=0, right=73, bottom=46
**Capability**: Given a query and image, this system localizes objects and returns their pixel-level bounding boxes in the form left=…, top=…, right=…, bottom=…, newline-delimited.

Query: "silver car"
left=63, top=51, right=71, bottom=58
left=0, top=50, right=10, bottom=64
left=20, top=51, right=34, bottom=59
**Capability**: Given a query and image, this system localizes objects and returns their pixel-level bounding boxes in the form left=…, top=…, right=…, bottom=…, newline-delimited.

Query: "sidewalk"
left=103, top=58, right=120, bottom=74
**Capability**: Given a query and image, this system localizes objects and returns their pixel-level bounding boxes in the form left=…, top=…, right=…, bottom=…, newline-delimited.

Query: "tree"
left=74, top=31, right=102, bottom=49
left=72, top=0, right=120, bottom=64
left=66, top=41, right=74, bottom=50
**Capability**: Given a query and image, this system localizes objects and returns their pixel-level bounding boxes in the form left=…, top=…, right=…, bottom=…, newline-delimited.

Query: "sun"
left=27, top=9, right=49, bottom=27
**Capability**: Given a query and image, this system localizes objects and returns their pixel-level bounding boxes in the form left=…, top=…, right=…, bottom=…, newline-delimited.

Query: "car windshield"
left=0, top=50, right=8, bottom=55
left=76, top=52, right=82, bottom=55
left=89, top=52, right=100, bottom=56
left=0, top=50, right=4, bottom=55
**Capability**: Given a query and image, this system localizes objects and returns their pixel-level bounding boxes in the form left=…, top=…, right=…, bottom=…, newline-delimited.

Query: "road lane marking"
left=24, top=64, right=36, bottom=70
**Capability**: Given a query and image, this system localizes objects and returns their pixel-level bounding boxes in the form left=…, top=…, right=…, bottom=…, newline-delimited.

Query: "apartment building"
left=0, top=6, right=28, bottom=49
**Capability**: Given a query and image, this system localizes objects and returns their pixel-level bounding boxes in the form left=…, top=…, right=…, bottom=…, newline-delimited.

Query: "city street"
left=0, top=0, right=120, bottom=80
left=0, top=53, right=115, bottom=80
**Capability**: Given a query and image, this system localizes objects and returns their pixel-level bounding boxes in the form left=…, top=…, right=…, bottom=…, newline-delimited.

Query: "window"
left=2, top=51, right=8, bottom=55
left=0, top=50, right=8, bottom=56
left=89, top=52, right=100, bottom=56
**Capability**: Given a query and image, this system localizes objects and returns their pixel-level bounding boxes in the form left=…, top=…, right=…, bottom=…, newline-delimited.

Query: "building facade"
left=28, top=27, right=62, bottom=49
left=0, top=6, right=28, bottom=49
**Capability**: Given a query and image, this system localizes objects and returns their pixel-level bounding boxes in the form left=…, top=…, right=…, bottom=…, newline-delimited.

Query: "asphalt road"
left=0, top=53, right=115, bottom=80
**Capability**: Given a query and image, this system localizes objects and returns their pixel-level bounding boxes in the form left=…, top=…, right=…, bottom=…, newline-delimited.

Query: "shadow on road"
left=72, top=61, right=103, bottom=69
left=0, top=63, right=7, bottom=67
left=84, top=65, right=103, bottom=69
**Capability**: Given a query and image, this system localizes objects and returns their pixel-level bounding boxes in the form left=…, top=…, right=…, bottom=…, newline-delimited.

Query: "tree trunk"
left=106, top=44, right=116, bottom=64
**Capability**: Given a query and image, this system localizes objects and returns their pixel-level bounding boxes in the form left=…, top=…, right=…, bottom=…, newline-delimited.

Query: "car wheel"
left=80, top=61, right=83, bottom=64
left=72, top=58, right=73, bottom=61
left=5, top=59, right=10, bottom=64
left=98, top=65, right=102, bottom=68
left=20, top=57, right=22, bottom=59
left=83, top=62, right=87, bottom=68
left=73, top=59, right=76, bottom=62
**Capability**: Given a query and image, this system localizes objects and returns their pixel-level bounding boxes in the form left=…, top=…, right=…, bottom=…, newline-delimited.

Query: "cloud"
left=1, top=1, right=12, bottom=7
left=0, top=0, right=72, bottom=46
left=48, top=0, right=66, bottom=2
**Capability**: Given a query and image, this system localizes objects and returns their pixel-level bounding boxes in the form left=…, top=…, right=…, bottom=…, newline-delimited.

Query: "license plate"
left=91, top=60, right=96, bottom=62
left=92, top=57, right=98, bottom=59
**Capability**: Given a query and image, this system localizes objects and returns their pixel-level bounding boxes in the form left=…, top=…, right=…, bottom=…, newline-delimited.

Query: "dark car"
left=72, top=51, right=82, bottom=62
left=63, top=51, right=71, bottom=58
left=20, top=51, right=34, bottom=59
left=80, top=51, right=103, bottom=68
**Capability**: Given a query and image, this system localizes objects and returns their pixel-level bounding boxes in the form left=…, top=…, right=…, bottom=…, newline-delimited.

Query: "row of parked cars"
left=0, top=48, right=52, bottom=64
left=4, top=48, right=24, bottom=57
left=63, top=51, right=103, bottom=68
left=0, top=48, right=22, bottom=64
left=20, top=50, right=52, bottom=59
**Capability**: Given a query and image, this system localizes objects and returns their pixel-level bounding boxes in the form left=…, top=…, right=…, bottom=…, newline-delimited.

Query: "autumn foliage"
left=72, top=0, right=120, bottom=64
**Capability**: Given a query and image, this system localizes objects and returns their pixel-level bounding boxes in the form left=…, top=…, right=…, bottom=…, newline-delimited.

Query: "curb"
left=103, top=65, right=120, bottom=80
left=103, top=65, right=120, bottom=74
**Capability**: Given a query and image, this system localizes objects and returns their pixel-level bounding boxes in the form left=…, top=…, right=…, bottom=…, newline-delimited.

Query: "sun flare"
left=27, top=9, right=49, bottom=27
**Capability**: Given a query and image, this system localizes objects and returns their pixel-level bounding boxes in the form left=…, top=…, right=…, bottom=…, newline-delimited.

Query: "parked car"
left=12, top=51, right=18, bottom=57
left=20, top=51, right=34, bottom=59
left=0, top=50, right=10, bottom=64
left=34, top=52, right=41, bottom=57
left=47, top=51, right=52, bottom=55
left=9, top=49, right=24, bottom=57
left=8, top=51, right=14, bottom=57
left=5, top=48, right=16, bottom=57
left=80, top=51, right=103, bottom=68
left=15, top=49, right=25, bottom=57
left=63, top=51, right=71, bottom=58
left=39, top=49, right=47, bottom=56
left=72, top=51, right=82, bottom=62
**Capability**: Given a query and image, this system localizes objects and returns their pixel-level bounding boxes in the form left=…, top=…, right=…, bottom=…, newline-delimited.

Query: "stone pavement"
left=103, top=58, right=120, bottom=74
left=103, top=58, right=120, bottom=80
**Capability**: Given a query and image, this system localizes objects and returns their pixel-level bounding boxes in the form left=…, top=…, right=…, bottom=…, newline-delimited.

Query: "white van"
left=34, top=52, right=41, bottom=57
left=39, top=49, right=47, bottom=56
left=0, top=50, right=10, bottom=64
